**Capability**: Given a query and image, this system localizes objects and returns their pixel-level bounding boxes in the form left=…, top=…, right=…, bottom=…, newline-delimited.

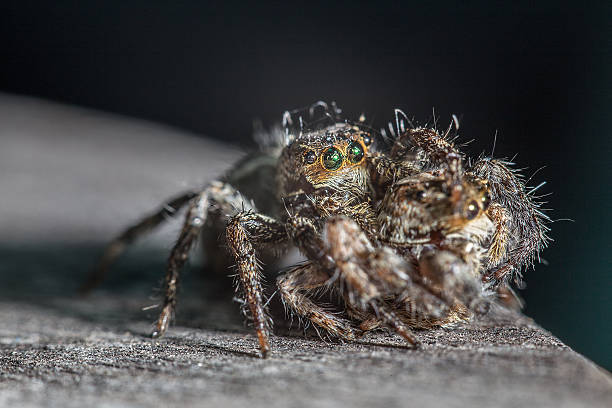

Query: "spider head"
left=436, top=174, right=492, bottom=233
left=379, top=171, right=492, bottom=245
left=277, top=123, right=373, bottom=201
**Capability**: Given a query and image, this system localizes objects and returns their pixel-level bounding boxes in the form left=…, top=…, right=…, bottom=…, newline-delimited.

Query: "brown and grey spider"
left=377, top=123, right=551, bottom=305
left=82, top=102, right=550, bottom=357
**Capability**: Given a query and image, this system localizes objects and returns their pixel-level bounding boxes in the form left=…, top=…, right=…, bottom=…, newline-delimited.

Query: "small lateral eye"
left=481, top=192, right=491, bottom=210
left=361, top=133, right=372, bottom=146
left=322, top=147, right=343, bottom=170
left=465, top=200, right=480, bottom=220
left=304, top=150, right=317, bottom=164
left=404, top=189, right=426, bottom=201
left=347, top=141, right=364, bottom=164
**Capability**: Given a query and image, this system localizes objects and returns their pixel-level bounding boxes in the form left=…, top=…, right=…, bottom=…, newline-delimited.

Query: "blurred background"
left=1, top=1, right=610, bottom=369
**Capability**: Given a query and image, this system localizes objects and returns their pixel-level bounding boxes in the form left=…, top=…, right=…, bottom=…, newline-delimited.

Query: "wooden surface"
left=0, top=93, right=610, bottom=408
left=1, top=296, right=611, bottom=408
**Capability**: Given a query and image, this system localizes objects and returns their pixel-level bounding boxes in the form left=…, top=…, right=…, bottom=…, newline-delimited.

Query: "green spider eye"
left=322, top=147, right=343, bottom=170
left=347, top=141, right=364, bottom=164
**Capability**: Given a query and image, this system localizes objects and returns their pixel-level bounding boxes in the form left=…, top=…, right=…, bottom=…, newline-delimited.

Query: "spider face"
left=277, top=123, right=372, bottom=199
left=304, top=136, right=366, bottom=179
left=379, top=171, right=493, bottom=245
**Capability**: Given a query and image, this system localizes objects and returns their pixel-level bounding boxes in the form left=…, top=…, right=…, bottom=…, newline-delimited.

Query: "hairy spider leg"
left=286, top=213, right=419, bottom=347
left=485, top=202, right=511, bottom=266
left=226, top=211, right=287, bottom=358
left=277, top=263, right=357, bottom=341
left=324, top=217, right=479, bottom=333
left=418, top=243, right=489, bottom=315
left=152, top=192, right=209, bottom=338
left=150, top=182, right=272, bottom=338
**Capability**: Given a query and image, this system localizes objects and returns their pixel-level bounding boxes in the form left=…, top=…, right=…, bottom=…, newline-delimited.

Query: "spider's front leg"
left=152, top=181, right=260, bottom=338
left=286, top=208, right=419, bottom=346
left=323, top=217, right=461, bottom=345
left=225, top=211, right=287, bottom=358
left=152, top=192, right=209, bottom=338
left=330, top=231, right=421, bottom=345
left=325, top=218, right=486, bottom=332
left=417, top=240, right=488, bottom=315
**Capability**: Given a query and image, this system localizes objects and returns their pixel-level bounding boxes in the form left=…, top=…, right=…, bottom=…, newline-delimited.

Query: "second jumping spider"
left=83, top=102, right=550, bottom=357
left=378, top=125, right=550, bottom=306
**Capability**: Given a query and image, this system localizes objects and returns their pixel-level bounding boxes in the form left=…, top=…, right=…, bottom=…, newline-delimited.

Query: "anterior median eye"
left=322, top=147, right=343, bottom=170
left=465, top=200, right=480, bottom=220
left=347, top=141, right=364, bottom=164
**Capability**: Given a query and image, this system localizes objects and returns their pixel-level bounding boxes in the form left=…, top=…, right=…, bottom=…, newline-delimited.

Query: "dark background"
left=1, top=1, right=610, bottom=369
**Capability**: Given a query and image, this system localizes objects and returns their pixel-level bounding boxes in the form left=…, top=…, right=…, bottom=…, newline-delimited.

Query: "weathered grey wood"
left=1, top=297, right=610, bottom=408
left=0, top=93, right=610, bottom=408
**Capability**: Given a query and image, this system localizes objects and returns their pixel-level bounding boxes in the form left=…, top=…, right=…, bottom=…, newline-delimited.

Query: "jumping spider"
left=378, top=125, right=550, bottom=303
left=83, top=102, right=550, bottom=357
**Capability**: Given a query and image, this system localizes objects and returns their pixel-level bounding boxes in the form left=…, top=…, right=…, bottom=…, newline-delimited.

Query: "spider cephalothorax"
left=84, top=102, right=550, bottom=357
